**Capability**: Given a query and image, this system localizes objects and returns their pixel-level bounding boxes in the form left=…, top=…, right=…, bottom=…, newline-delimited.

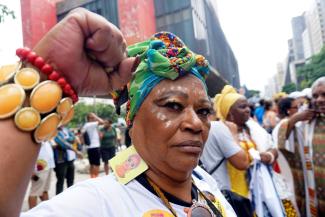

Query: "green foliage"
left=68, top=102, right=118, bottom=128
left=0, top=4, right=15, bottom=23
left=248, top=89, right=260, bottom=98
left=282, top=82, right=296, bottom=94
left=297, top=46, right=325, bottom=89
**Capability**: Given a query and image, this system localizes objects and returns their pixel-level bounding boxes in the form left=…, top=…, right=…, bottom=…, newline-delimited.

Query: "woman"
left=0, top=8, right=235, bottom=217
left=263, top=100, right=278, bottom=133
left=215, top=85, right=285, bottom=217
left=99, top=119, right=117, bottom=175
left=276, top=77, right=325, bottom=216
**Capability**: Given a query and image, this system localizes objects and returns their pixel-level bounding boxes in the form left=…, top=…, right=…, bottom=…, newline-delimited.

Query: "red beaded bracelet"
left=16, top=47, right=79, bottom=103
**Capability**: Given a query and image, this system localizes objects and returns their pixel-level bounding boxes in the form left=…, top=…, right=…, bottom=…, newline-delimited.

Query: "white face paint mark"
left=156, top=112, right=167, bottom=121
left=164, top=120, right=172, bottom=128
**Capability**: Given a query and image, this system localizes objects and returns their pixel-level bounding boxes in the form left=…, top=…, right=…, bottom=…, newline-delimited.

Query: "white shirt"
left=35, top=141, right=55, bottom=172
left=200, top=121, right=241, bottom=190
left=21, top=167, right=236, bottom=217
left=82, top=122, right=100, bottom=148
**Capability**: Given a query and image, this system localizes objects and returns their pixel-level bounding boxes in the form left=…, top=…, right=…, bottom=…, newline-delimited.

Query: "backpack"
left=83, top=131, right=91, bottom=146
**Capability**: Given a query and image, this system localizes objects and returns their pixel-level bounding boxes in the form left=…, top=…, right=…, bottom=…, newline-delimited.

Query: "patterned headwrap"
left=112, top=32, right=209, bottom=126
left=214, top=85, right=243, bottom=121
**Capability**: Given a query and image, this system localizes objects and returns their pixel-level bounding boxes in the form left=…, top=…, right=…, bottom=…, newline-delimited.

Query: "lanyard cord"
left=146, top=176, right=223, bottom=217
left=146, top=177, right=178, bottom=217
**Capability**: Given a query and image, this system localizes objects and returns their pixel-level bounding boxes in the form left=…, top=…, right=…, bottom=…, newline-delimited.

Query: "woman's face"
left=228, top=98, right=250, bottom=126
left=312, top=83, right=325, bottom=114
left=131, top=75, right=211, bottom=180
left=288, top=99, right=299, bottom=117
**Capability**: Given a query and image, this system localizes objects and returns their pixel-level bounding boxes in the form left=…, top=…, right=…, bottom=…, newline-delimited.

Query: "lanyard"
left=146, top=176, right=223, bottom=217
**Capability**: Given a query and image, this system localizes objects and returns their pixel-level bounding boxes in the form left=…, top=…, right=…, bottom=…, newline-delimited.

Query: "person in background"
left=263, top=100, right=278, bottom=133
left=28, top=140, right=55, bottom=209
left=82, top=113, right=105, bottom=178
left=276, top=77, right=325, bottom=216
left=254, top=99, right=265, bottom=125
left=53, top=126, right=81, bottom=194
left=99, top=119, right=117, bottom=175
left=216, top=85, right=286, bottom=217
left=200, top=96, right=251, bottom=216
left=201, top=93, right=249, bottom=191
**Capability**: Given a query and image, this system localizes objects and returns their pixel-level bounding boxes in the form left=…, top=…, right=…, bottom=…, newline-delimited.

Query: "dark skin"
left=286, top=83, right=325, bottom=137
left=131, top=75, right=212, bottom=203
left=227, top=98, right=278, bottom=164
left=0, top=8, right=137, bottom=216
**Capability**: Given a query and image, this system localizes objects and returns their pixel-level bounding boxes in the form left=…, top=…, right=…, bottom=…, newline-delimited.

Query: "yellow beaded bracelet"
left=0, top=62, right=75, bottom=143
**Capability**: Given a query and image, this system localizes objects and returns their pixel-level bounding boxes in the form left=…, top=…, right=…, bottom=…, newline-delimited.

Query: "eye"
left=197, top=108, right=212, bottom=117
left=164, top=101, right=184, bottom=111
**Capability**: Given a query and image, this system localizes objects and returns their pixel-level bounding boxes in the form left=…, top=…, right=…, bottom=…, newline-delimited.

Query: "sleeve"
left=20, top=180, right=104, bottom=217
left=216, top=122, right=241, bottom=158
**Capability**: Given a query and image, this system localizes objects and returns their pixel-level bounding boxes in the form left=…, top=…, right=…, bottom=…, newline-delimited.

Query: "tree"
left=0, top=4, right=15, bottom=23
left=297, top=46, right=325, bottom=89
left=68, top=102, right=118, bottom=128
left=282, top=82, right=296, bottom=94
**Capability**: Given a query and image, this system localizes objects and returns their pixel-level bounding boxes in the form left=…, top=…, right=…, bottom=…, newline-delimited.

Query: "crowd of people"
left=26, top=113, right=121, bottom=208
left=0, top=7, right=323, bottom=217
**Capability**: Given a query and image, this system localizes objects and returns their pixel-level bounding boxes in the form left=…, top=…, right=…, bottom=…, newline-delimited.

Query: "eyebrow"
left=155, top=90, right=189, bottom=102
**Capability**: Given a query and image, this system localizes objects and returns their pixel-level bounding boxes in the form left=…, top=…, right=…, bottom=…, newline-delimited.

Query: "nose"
left=180, top=108, right=203, bottom=134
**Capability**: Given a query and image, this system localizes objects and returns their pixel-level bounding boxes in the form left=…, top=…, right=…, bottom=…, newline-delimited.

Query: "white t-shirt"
left=21, top=167, right=236, bottom=217
left=82, top=122, right=100, bottom=148
left=200, top=121, right=241, bottom=190
left=35, top=141, right=55, bottom=172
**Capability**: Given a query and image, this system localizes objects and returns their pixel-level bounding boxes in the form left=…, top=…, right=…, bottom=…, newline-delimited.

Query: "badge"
left=110, top=145, right=148, bottom=184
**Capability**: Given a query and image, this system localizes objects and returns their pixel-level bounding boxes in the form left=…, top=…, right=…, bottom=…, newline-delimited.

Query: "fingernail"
left=131, top=55, right=141, bottom=73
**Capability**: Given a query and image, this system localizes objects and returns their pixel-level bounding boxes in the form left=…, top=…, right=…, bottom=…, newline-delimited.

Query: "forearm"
left=286, top=115, right=299, bottom=138
left=0, top=119, right=40, bottom=217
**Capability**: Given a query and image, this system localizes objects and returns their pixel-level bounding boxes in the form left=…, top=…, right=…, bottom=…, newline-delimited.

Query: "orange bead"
left=60, top=106, right=74, bottom=126
left=0, top=84, right=25, bottom=118
left=15, top=107, right=41, bottom=131
left=34, top=113, right=61, bottom=143
left=57, top=97, right=73, bottom=118
left=30, top=81, right=62, bottom=114
left=0, top=63, right=20, bottom=85
left=14, top=68, right=40, bottom=89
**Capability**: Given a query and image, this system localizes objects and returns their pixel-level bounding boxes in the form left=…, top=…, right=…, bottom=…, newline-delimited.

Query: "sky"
left=0, top=0, right=22, bottom=65
left=217, top=0, right=311, bottom=92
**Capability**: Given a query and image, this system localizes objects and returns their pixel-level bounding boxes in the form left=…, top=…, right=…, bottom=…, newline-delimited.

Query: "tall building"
left=291, top=15, right=306, bottom=60
left=154, top=0, right=240, bottom=95
left=57, top=0, right=119, bottom=26
left=55, top=0, right=237, bottom=96
left=304, top=0, right=325, bottom=57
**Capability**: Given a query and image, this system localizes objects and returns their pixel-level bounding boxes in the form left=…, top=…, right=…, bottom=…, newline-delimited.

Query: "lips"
left=173, top=140, right=203, bottom=154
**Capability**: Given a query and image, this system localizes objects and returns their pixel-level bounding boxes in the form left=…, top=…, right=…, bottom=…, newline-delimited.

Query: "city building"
left=291, top=15, right=306, bottom=60
left=303, top=0, right=325, bottom=57
left=20, top=0, right=239, bottom=97
left=154, top=0, right=240, bottom=95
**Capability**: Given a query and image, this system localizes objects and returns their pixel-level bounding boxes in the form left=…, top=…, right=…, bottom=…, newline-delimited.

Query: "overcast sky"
left=0, top=0, right=22, bottom=65
left=217, top=0, right=311, bottom=92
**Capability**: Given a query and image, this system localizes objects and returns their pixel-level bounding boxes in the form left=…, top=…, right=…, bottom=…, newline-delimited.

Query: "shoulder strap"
left=208, top=158, right=225, bottom=175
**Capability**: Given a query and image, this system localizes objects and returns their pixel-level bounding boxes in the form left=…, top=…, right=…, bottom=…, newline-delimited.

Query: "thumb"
left=108, top=56, right=141, bottom=90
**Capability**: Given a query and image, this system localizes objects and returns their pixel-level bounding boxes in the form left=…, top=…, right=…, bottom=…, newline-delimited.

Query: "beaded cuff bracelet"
left=0, top=48, right=77, bottom=143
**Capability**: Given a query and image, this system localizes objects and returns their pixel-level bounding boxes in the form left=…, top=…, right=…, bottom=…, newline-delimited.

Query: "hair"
left=311, top=76, right=325, bottom=91
left=278, top=97, right=295, bottom=118
left=264, top=100, right=273, bottom=111
left=259, top=99, right=265, bottom=106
